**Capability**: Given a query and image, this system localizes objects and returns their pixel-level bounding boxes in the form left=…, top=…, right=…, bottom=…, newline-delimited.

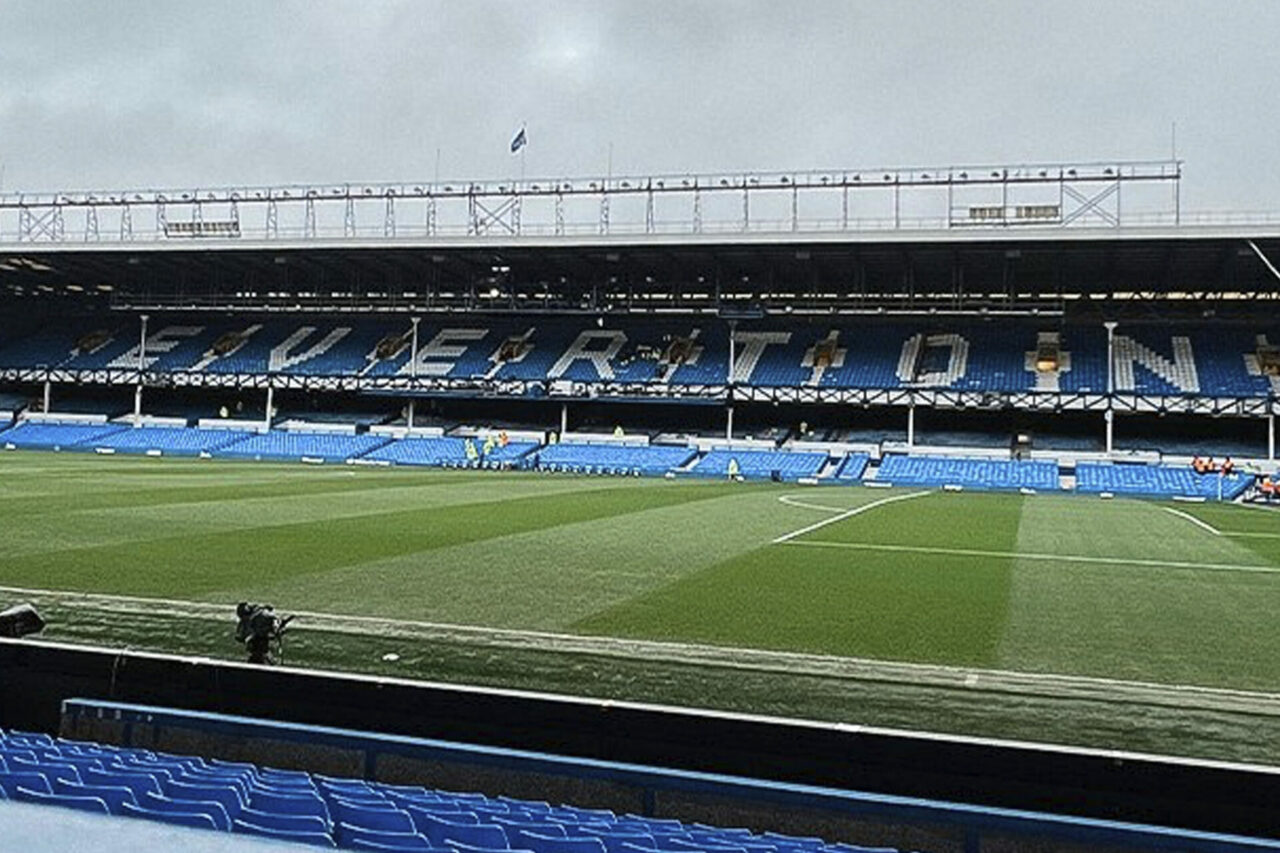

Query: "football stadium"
left=4, top=4, right=1280, bottom=851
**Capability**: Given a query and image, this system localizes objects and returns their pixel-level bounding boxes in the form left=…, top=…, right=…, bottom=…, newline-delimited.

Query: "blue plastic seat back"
left=0, top=748, right=37, bottom=764
left=512, top=830, right=607, bottom=853
left=258, top=767, right=314, bottom=786
left=8, top=756, right=80, bottom=786
left=5, top=731, right=54, bottom=747
left=0, top=770, right=52, bottom=797
left=82, top=766, right=164, bottom=798
left=164, top=777, right=244, bottom=819
left=669, top=840, right=747, bottom=853
left=494, top=819, right=566, bottom=837
left=580, top=832, right=657, bottom=853
left=137, top=790, right=232, bottom=831
left=52, top=779, right=137, bottom=813
left=330, top=797, right=417, bottom=833
left=423, top=817, right=509, bottom=848
left=407, top=802, right=482, bottom=823
left=14, top=785, right=110, bottom=815
left=349, top=839, right=454, bottom=852
left=249, top=786, right=330, bottom=821
left=239, top=805, right=330, bottom=834
left=448, top=843, right=534, bottom=853
left=233, top=818, right=336, bottom=846
left=336, top=822, right=440, bottom=850
left=122, top=800, right=220, bottom=831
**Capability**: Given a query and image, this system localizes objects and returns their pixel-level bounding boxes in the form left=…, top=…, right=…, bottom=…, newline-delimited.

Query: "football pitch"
left=4, top=453, right=1280, bottom=766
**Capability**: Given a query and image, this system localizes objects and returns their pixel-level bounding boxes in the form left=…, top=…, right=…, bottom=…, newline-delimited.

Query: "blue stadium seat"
left=51, top=778, right=137, bottom=813
left=530, top=443, right=695, bottom=476
left=690, top=449, right=828, bottom=481
left=121, top=800, right=221, bottom=830
left=1076, top=463, right=1253, bottom=500
left=216, top=430, right=392, bottom=463
left=248, top=786, right=330, bottom=822
left=226, top=806, right=325, bottom=834
left=233, top=818, right=337, bottom=846
left=509, top=830, right=607, bottom=853
left=330, top=797, right=418, bottom=833
left=578, top=832, right=656, bottom=853
left=417, top=813, right=511, bottom=847
left=0, top=771, right=53, bottom=797
left=876, top=455, right=1058, bottom=491
left=135, top=790, right=232, bottom=831
left=14, top=785, right=111, bottom=815
left=7, top=755, right=80, bottom=785
left=162, top=776, right=245, bottom=819
left=336, top=822, right=441, bottom=849
left=407, top=802, right=484, bottom=824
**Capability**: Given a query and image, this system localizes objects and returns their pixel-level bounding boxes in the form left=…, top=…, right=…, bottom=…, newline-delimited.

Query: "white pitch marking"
left=779, top=539, right=1280, bottom=575
left=777, top=494, right=855, bottom=513
left=1163, top=507, right=1222, bottom=536
left=771, top=490, right=933, bottom=544
left=1222, top=531, right=1280, bottom=540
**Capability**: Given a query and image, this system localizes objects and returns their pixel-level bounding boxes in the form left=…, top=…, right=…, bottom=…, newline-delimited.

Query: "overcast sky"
left=1, top=1, right=1278, bottom=212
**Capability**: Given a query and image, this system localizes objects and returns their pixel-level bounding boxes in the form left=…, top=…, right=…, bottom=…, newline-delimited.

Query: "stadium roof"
left=3, top=227, right=1279, bottom=317
left=1, top=160, right=1278, bottom=316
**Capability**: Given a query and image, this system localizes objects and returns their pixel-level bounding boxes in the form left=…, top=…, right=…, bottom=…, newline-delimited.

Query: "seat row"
left=0, top=729, right=902, bottom=852
left=876, top=455, right=1058, bottom=491
left=2, top=316, right=1277, bottom=396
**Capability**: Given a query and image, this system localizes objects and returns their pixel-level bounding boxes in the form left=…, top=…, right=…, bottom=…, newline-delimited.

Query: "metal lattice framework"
left=2, top=365, right=1273, bottom=416
left=0, top=159, right=1188, bottom=246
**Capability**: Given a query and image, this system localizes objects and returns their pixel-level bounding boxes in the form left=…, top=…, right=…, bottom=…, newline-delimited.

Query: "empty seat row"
left=876, top=455, right=1058, bottom=491
left=1076, top=463, right=1253, bottom=500
left=529, top=444, right=696, bottom=476
left=364, top=437, right=538, bottom=468
left=0, top=728, right=903, bottom=852
left=2, top=315, right=1276, bottom=396
left=216, top=432, right=392, bottom=463
left=690, top=449, right=828, bottom=481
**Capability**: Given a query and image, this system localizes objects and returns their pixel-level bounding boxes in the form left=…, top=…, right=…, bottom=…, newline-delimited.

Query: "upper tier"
left=1, top=316, right=1277, bottom=398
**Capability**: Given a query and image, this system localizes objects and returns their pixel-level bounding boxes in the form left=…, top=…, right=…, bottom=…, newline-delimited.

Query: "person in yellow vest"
left=614, top=424, right=624, bottom=438
left=464, top=438, right=478, bottom=463
left=483, top=435, right=496, bottom=456
left=727, top=457, right=740, bottom=480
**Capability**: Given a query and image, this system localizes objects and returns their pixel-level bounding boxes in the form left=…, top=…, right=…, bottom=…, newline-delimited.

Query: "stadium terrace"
left=4, top=160, right=1280, bottom=852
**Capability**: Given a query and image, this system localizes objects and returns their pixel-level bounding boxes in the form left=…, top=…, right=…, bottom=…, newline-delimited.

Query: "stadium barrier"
left=3, top=637, right=1280, bottom=841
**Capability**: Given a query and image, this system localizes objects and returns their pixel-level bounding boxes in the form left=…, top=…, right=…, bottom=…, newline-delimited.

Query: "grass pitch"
left=3, top=453, right=1280, bottom=765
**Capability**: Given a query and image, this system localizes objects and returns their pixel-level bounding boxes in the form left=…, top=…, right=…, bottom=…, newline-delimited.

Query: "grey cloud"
left=0, top=0, right=1277, bottom=211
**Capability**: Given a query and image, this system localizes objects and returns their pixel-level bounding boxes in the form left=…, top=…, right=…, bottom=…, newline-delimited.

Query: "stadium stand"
left=875, top=455, right=1059, bottom=491
left=529, top=442, right=696, bottom=475
left=3, top=315, right=1278, bottom=396
left=1075, top=462, right=1254, bottom=500
left=91, top=426, right=254, bottom=456
left=832, top=453, right=871, bottom=481
left=0, top=726, right=918, bottom=852
left=5, top=701, right=1276, bottom=853
left=364, top=436, right=537, bottom=468
left=215, top=431, right=392, bottom=464
left=0, top=421, right=127, bottom=450
left=689, top=448, right=828, bottom=481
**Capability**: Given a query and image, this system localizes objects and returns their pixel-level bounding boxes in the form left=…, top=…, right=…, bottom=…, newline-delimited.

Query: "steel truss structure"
left=4, top=366, right=1273, bottom=417
left=0, top=159, right=1186, bottom=246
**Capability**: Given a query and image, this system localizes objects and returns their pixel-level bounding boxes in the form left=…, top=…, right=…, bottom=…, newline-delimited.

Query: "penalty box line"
left=772, top=490, right=934, bottom=544
left=778, top=539, right=1280, bottom=576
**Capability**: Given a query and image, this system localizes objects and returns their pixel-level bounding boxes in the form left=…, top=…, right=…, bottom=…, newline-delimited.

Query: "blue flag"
left=510, top=127, right=527, bottom=153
